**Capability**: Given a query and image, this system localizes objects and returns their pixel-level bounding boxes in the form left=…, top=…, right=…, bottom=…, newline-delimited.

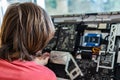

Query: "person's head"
left=0, top=2, right=55, bottom=61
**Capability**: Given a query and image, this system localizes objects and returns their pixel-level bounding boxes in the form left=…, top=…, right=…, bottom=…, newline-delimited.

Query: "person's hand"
left=34, top=52, right=50, bottom=65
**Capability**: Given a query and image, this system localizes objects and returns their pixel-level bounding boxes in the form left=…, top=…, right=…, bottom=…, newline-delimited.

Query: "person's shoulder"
left=35, top=63, right=55, bottom=74
left=0, top=59, right=57, bottom=80
left=34, top=63, right=57, bottom=80
left=34, top=63, right=57, bottom=79
left=13, top=60, right=55, bottom=74
left=21, top=61, right=57, bottom=80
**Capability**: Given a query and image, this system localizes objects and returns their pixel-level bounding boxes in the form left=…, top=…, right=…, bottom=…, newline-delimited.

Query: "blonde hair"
left=0, top=2, right=55, bottom=61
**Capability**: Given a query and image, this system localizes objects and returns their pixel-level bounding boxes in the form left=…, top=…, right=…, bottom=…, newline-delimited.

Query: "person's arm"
left=34, top=52, right=57, bottom=80
left=34, top=52, right=50, bottom=65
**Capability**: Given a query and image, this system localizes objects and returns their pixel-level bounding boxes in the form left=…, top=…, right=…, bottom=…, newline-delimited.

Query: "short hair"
left=0, top=2, right=55, bottom=61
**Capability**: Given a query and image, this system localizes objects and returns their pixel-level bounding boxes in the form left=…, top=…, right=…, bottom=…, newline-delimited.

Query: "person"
left=0, top=2, right=56, bottom=80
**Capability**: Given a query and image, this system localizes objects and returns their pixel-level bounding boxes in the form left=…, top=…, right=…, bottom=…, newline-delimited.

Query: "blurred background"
left=1, top=0, right=120, bottom=25
left=1, top=0, right=120, bottom=15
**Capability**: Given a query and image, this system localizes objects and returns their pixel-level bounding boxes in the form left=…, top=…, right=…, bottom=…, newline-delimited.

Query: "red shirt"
left=0, top=59, right=56, bottom=80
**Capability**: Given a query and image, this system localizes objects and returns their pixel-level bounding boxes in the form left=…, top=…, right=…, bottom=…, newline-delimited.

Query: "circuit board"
left=45, top=24, right=77, bottom=52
